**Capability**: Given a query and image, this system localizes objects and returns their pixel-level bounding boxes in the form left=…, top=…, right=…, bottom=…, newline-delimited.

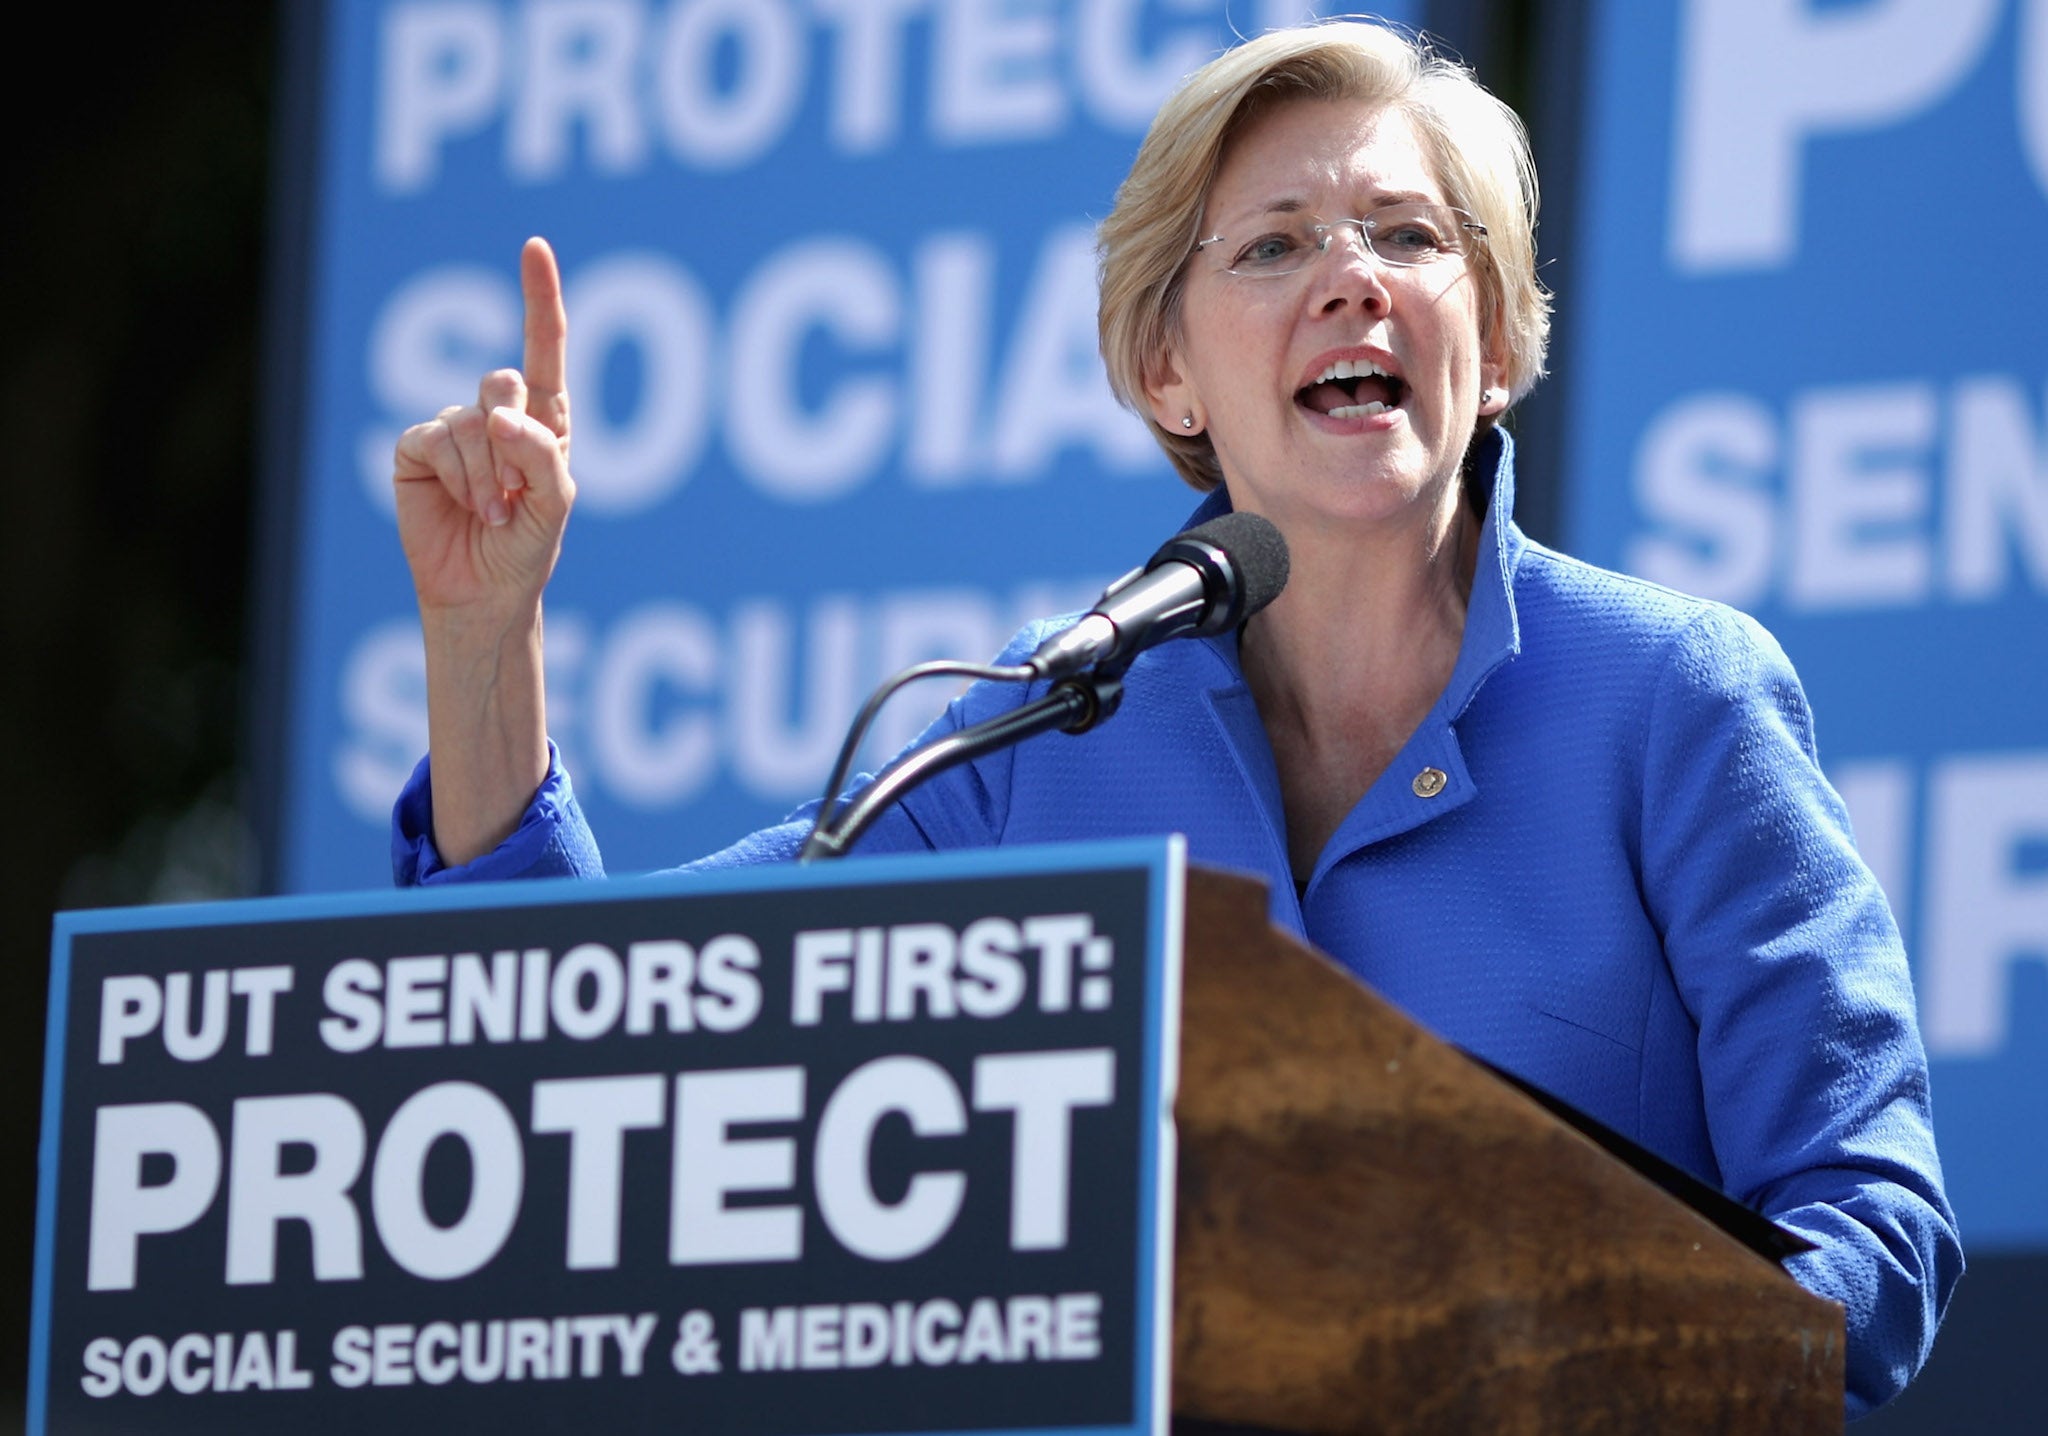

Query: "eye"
left=1234, top=232, right=1304, bottom=270
left=1378, top=220, right=1447, bottom=255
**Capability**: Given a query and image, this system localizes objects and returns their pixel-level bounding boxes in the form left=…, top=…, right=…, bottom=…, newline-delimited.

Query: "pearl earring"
left=1180, top=414, right=1195, bottom=430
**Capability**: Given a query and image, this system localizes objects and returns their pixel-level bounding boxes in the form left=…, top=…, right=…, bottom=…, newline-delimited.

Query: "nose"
left=1322, top=219, right=1377, bottom=265
left=1311, top=222, right=1391, bottom=316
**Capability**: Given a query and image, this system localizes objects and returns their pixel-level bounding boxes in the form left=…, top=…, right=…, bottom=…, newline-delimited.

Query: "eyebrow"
left=1227, top=189, right=1440, bottom=225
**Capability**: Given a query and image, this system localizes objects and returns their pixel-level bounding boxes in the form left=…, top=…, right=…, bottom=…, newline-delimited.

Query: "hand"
left=392, top=238, right=572, bottom=864
left=393, top=237, right=576, bottom=619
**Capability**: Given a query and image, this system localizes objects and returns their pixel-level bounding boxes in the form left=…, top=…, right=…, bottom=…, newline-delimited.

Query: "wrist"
left=419, top=592, right=544, bottom=652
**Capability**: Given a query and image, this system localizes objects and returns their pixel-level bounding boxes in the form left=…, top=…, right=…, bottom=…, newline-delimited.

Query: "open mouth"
left=1296, top=357, right=1406, bottom=419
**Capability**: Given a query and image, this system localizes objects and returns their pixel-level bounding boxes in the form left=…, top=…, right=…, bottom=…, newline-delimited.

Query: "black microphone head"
left=1201, top=511, right=1290, bottom=615
left=1163, top=511, right=1290, bottom=627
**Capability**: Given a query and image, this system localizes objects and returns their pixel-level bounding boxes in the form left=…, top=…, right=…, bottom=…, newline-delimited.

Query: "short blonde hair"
left=1098, top=21, right=1550, bottom=491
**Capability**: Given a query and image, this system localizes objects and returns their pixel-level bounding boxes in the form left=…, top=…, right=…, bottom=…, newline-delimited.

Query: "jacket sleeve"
left=1638, top=604, right=1963, bottom=1420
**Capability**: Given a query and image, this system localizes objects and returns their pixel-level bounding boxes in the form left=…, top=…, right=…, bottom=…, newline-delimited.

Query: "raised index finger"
left=520, top=236, right=570, bottom=440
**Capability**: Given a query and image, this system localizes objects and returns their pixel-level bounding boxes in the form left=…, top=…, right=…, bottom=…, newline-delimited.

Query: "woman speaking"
left=388, top=21, right=1959, bottom=1418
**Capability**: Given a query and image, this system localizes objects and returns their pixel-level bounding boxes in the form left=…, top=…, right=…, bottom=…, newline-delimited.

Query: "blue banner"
left=275, top=0, right=1414, bottom=893
left=1564, top=0, right=2048, bottom=1247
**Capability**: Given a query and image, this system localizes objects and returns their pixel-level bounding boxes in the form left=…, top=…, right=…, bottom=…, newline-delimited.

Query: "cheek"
left=1440, top=282, right=1491, bottom=378
left=1181, top=314, right=1253, bottom=393
left=1181, top=287, right=1290, bottom=383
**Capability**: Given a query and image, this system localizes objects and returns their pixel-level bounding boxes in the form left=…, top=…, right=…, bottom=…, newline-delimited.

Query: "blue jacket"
left=396, top=431, right=1960, bottom=1417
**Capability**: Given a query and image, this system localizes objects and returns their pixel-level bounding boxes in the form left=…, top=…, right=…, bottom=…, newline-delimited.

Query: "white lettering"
left=728, top=240, right=903, bottom=502
left=562, top=254, right=715, bottom=514
left=508, top=0, right=647, bottom=181
left=385, top=956, right=449, bottom=1048
left=1077, top=0, right=1213, bottom=129
left=671, top=1066, right=805, bottom=1263
left=1945, top=376, right=2048, bottom=601
left=371, top=1081, right=524, bottom=1280
left=728, top=1291, right=1105, bottom=1369
left=626, top=939, right=695, bottom=1034
left=98, top=976, right=162, bottom=1065
left=812, top=0, right=924, bottom=153
left=1786, top=382, right=1935, bottom=611
left=320, top=958, right=386, bottom=1053
left=906, top=233, right=995, bottom=485
left=814, top=1055, right=967, bottom=1261
left=934, top=0, right=1067, bottom=144
left=550, top=942, right=627, bottom=1039
left=1671, top=0, right=2001, bottom=271
left=792, top=929, right=855, bottom=1027
left=449, top=951, right=520, bottom=1044
left=992, top=225, right=1158, bottom=475
left=973, top=1048, right=1114, bottom=1250
left=378, top=3, right=504, bottom=192
left=81, top=1337, right=122, bottom=1398
left=740, top=1306, right=796, bottom=1370
left=88, top=1103, right=222, bottom=1291
left=336, top=1315, right=652, bottom=1386
left=122, top=1336, right=168, bottom=1397
left=587, top=603, right=722, bottom=807
left=1023, top=913, right=1094, bottom=1012
left=653, top=0, right=803, bottom=167
left=225, top=1094, right=367, bottom=1284
left=373, top=0, right=1354, bottom=190
left=231, top=967, right=295, bottom=1056
left=695, top=935, right=764, bottom=1031
left=1627, top=377, right=2048, bottom=611
left=2024, top=0, right=2048, bottom=201
left=162, top=971, right=230, bottom=1062
left=1627, top=392, right=1778, bottom=605
left=886, top=923, right=960, bottom=1020
left=531, top=1073, right=666, bottom=1269
left=957, top=916, right=1028, bottom=1018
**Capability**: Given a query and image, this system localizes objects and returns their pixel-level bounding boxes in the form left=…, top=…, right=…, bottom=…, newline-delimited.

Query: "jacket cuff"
left=391, top=740, right=604, bottom=884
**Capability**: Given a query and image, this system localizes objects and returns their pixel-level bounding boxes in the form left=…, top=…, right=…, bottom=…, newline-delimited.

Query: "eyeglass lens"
left=1206, top=204, right=1480, bottom=277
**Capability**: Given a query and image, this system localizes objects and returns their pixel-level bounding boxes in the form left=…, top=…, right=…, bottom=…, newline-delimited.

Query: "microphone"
left=1028, top=511, right=1290, bottom=680
left=801, top=511, right=1287, bottom=859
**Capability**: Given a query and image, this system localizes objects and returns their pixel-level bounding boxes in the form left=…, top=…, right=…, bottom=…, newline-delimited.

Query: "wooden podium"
left=1170, top=869, right=1844, bottom=1435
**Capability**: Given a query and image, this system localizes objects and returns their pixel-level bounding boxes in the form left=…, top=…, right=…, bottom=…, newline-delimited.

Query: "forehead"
left=1207, top=100, right=1445, bottom=222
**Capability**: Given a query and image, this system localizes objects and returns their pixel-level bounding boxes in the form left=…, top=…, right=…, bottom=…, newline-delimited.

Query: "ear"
left=1476, top=330, right=1511, bottom=417
left=1143, top=345, right=1204, bottom=436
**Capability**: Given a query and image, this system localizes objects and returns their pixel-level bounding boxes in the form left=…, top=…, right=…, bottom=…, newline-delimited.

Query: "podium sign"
left=32, top=840, right=1183, bottom=1436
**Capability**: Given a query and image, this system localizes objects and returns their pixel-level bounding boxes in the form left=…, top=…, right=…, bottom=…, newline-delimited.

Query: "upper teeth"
left=1316, top=358, right=1394, bottom=384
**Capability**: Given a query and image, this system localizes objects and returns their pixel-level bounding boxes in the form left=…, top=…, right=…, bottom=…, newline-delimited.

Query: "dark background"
left=1, top=2, right=2035, bottom=1432
left=3, top=5, right=275, bottom=1430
